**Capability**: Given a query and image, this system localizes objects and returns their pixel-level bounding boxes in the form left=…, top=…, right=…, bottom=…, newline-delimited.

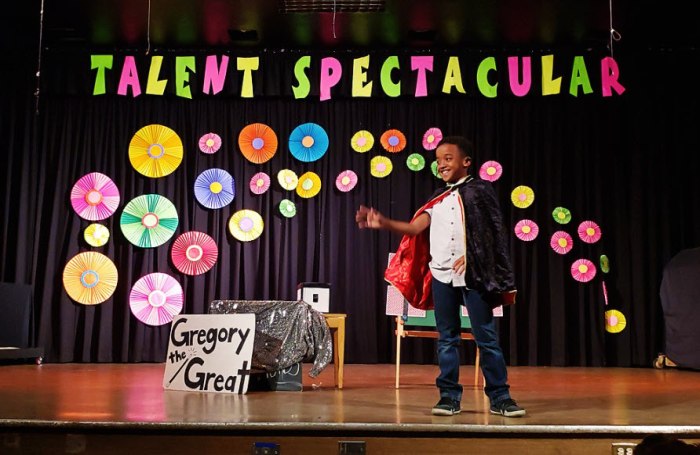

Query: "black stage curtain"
left=2, top=47, right=699, bottom=367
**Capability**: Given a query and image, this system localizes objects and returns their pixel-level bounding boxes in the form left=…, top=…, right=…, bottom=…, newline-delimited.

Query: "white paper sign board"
left=163, top=314, right=255, bottom=394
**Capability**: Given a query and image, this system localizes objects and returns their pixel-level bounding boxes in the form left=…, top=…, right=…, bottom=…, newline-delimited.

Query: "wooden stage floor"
left=1, top=363, right=699, bottom=454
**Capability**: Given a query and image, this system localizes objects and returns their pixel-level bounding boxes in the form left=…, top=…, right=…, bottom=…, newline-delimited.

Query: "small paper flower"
left=479, top=160, right=503, bottom=182
left=335, top=170, right=358, bottom=192
left=277, top=169, right=299, bottom=191
left=249, top=172, right=271, bottom=195
left=511, top=185, right=535, bottom=208
left=552, top=207, right=572, bottom=224
left=605, top=309, right=626, bottom=333
left=296, top=171, right=322, bottom=198
left=279, top=199, right=297, bottom=218
left=431, top=160, right=441, bottom=179
left=351, top=130, right=374, bottom=153
left=380, top=129, right=406, bottom=153
left=422, top=127, right=443, bottom=151
left=571, top=258, right=597, bottom=283
left=406, top=153, right=426, bottom=171
left=371, top=156, right=393, bottom=178
left=514, top=219, right=539, bottom=241
left=198, top=132, right=221, bottom=154
left=578, top=220, right=602, bottom=244
left=550, top=231, right=574, bottom=254
left=84, top=223, right=110, bottom=247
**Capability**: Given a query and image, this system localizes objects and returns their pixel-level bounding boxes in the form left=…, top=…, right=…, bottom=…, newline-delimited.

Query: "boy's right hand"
left=356, top=205, right=384, bottom=229
left=355, top=205, right=371, bottom=228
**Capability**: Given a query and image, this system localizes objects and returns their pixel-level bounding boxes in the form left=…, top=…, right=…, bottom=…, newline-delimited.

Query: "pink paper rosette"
left=249, top=172, right=271, bottom=195
left=479, top=161, right=503, bottom=182
left=335, top=170, right=358, bottom=192
left=571, top=259, right=597, bottom=283
left=129, top=273, right=183, bottom=326
left=170, top=231, right=218, bottom=276
left=514, top=219, right=539, bottom=241
left=70, top=172, right=121, bottom=221
left=550, top=231, right=574, bottom=254
left=198, top=132, right=222, bottom=154
left=578, top=220, right=602, bottom=244
left=422, top=127, right=443, bottom=150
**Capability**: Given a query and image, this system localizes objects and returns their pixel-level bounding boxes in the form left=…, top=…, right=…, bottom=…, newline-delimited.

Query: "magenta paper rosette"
left=479, top=161, right=503, bottom=182
left=198, top=132, right=222, bottom=154
left=514, top=219, right=539, bottom=241
left=335, top=170, right=358, bottom=192
left=129, top=273, right=183, bottom=326
left=550, top=231, right=574, bottom=254
left=571, top=259, right=597, bottom=283
left=602, top=281, right=609, bottom=306
left=170, top=231, right=218, bottom=276
left=249, top=172, right=271, bottom=195
left=578, top=220, right=602, bottom=244
left=70, top=172, right=121, bottom=221
left=422, top=127, right=443, bottom=151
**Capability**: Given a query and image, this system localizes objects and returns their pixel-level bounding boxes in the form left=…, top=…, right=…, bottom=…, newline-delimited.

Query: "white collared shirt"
left=425, top=178, right=467, bottom=286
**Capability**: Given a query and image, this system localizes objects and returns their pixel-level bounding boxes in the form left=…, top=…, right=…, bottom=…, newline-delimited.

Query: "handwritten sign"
left=163, top=314, right=255, bottom=394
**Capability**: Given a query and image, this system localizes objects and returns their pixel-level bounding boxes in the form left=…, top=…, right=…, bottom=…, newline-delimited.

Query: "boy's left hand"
left=452, top=255, right=466, bottom=275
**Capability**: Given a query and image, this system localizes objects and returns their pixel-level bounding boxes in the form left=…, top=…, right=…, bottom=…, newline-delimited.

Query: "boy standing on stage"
left=356, top=136, right=525, bottom=417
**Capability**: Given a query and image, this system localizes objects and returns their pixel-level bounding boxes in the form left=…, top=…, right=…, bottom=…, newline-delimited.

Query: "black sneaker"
left=490, top=398, right=526, bottom=417
left=432, top=397, right=461, bottom=416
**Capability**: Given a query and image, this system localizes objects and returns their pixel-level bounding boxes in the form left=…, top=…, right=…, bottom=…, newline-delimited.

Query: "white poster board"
left=163, top=314, right=255, bottom=394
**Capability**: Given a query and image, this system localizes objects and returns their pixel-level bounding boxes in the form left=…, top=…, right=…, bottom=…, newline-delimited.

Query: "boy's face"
left=435, top=143, right=471, bottom=183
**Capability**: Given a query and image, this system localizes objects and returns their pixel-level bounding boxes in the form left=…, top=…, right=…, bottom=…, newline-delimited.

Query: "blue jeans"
left=432, top=279, right=511, bottom=405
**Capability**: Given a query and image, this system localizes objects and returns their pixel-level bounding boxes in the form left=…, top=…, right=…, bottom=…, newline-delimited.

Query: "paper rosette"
left=380, top=129, right=406, bottom=153
left=277, top=169, right=299, bottom=190
left=249, top=172, right=271, bottom=195
left=84, top=223, right=110, bottom=247
left=552, top=207, right=572, bottom=224
left=238, top=123, right=278, bottom=164
left=170, top=231, right=218, bottom=275
left=129, top=273, right=183, bottom=326
left=370, top=156, right=393, bottom=178
left=128, top=124, right=183, bottom=178
left=422, top=127, right=443, bottom=150
left=70, top=172, right=121, bottom=221
left=279, top=199, right=297, bottom=218
left=335, top=170, right=358, bottom=192
left=229, top=209, right=264, bottom=242
left=550, top=231, right=574, bottom=254
left=479, top=161, right=503, bottom=182
left=63, top=251, right=118, bottom=305
left=511, top=185, right=535, bottom=208
left=406, top=153, right=426, bottom=171
left=571, top=258, right=596, bottom=283
left=431, top=160, right=441, bottom=179
left=120, top=194, right=179, bottom=248
left=602, top=281, right=609, bottom=306
left=194, top=168, right=235, bottom=209
left=198, top=132, right=221, bottom=154
left=288, top=123, right=329, bottom=162
left=351, top=130, right=374, bottom=153
left=578, top=220, right=602, bottom=244
left=514, top=219, right=539, bottom=241
left=297, top=171, right=322, bottom=198
left=600, top=254, right=610, bottom=273
left=605, top=309, right=626, bottom=334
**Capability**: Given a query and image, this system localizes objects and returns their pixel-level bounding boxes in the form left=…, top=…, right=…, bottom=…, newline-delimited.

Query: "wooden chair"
left=394, top=311, right=481, bottom=389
